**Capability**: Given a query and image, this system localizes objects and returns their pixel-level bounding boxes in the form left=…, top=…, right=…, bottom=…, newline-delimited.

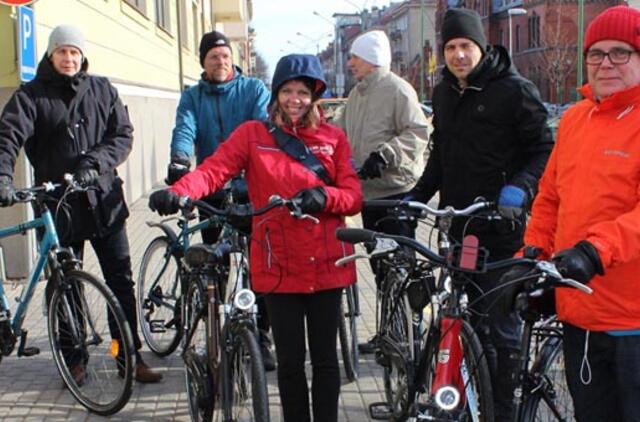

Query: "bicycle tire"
left=222, top=325, right=270, bottom=422
left=339, top=285, right=359, bottom=382
left=184, top=274, right=215, bottom=422
left=416, top=319, right=494, bottom=422
left=48, top=269, right=134, bottom=416
left=137, top=235, right=183, bottom=356
left=521, top=336, right=574, bottom=422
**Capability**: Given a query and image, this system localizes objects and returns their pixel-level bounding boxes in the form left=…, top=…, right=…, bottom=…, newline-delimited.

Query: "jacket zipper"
left=265, top=228, right=272, bottom=269
left=215, top=96, right=225, bottom=144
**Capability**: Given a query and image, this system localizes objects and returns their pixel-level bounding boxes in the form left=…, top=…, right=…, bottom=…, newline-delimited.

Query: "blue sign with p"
left=18, top=6, right=36, bottom=82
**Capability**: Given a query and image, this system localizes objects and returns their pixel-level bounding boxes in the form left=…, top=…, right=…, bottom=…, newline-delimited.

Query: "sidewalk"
left=0, top=193, right=405, bottom=422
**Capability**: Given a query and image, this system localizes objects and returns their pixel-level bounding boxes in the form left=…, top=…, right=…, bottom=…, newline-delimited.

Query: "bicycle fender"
left=146, top=221, right=179, bottom=245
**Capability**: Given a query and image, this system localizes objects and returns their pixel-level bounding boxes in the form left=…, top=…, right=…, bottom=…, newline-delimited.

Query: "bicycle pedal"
left=369, top=402, right=393, bottom=420
left=149, top=319, right=168, bottom=333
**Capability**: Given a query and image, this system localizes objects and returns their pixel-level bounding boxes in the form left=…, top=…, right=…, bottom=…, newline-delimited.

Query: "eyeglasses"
left=585, top=48, right=638, bottom=65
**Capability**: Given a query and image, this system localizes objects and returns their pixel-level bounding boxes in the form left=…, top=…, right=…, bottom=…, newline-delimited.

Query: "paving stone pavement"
left=1, top=194, right=439, bottom=422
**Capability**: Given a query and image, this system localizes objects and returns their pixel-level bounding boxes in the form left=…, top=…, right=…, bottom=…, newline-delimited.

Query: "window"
left=179, top=0, right=189, bottom=48
left=192, top=1, right=200, bottom=53
left=124, top=0, right=146, bottom=14
left=515, top=24, right=520, bottom=53
left=155, top=0, right=171, bottom=32
left=528, top=13, right=540, bottom=48
left=499, top=29, right=504, bottom=47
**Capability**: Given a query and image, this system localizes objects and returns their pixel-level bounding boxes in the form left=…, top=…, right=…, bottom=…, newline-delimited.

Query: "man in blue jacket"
left=166, top=30, right=274, bottom=368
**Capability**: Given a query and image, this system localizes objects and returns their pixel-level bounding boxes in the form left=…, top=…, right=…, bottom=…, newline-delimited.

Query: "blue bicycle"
left=0, top=177, right=134, bottom=415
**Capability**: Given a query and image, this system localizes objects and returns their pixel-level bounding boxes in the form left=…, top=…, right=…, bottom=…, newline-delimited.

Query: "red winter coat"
left=171, top=120, right=363, bottom=294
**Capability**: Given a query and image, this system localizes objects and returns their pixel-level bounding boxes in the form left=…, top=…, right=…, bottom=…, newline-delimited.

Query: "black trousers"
left=67, top=223, right=143, bottom=353
left=563, top=324, right=640, bottom=422
left=265, top=288, right=342, bottom=422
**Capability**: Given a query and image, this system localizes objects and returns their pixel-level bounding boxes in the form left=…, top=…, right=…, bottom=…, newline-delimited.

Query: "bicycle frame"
left=0, top=206, right=61, bottom=340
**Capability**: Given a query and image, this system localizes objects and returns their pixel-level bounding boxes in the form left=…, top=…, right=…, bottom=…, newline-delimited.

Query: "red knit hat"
left=584, top=6, right=640, bottom=53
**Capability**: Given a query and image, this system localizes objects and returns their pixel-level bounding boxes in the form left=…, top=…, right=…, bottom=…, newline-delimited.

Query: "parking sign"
left=17, top=5, right=36, bottom=82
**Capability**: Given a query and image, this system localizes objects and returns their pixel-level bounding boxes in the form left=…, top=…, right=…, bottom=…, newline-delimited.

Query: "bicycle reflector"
left=110, top=339, right=120, bottom=358
left=233, top=289, right=256, bottom=311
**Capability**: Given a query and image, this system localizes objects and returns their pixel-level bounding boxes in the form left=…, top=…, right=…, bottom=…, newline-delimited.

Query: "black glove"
left=553, top=240, right=604, bottom=285
left=148, top=190, right=181, bottom=216
left=292, top=187, right=327, bottom=214
left=165, top=155, right=191, bottom=185
left=74, top=168, right=99, bottom=187
left=0, top=176, right=15, bottom=207
left=358, top=151, right=387, bottom=180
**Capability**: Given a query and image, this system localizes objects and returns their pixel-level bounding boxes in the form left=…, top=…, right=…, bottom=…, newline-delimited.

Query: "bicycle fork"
left=431, top=317, right=466, bottom=411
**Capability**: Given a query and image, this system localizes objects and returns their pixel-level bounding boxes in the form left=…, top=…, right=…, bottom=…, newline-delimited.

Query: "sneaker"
left=69, top=362, right=86, bottom=386
left=261, top=344, right=276, bottom=372
left=358, top=336, right=378, bottom=354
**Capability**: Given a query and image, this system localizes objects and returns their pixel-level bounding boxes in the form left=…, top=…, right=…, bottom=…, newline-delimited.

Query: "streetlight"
left=313, top=11, right=342, bottom=96
left=297, top=32, right=332, bottom=55
left=287, top=40, right=305, bottom=51
left=508, top=8, right=527, bottom=58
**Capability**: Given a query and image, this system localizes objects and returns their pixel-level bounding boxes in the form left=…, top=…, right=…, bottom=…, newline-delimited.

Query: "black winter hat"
left=441, top=8, right=488, bottom=52
left=199, top=31, right=231, bottom=67
left=270, top=54, right=327, bottom=106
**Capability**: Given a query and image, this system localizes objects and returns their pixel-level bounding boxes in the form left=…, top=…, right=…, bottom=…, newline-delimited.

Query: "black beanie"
left=441, top=8, right=488, bottom=52
left=199, top=31, right=231, bottom=67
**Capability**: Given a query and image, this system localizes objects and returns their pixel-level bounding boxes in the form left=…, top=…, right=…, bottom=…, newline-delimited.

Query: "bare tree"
left=539, top=3, right=577, bottom=103
left=253, top=51, right=270, bottom=86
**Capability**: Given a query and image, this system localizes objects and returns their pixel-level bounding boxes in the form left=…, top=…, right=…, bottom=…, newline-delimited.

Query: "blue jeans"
left=563, top=324, right=640, bottom=422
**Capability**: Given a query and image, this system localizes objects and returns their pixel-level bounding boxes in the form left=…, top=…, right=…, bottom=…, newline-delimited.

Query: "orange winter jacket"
left=525, top=84, right=640, bottom=331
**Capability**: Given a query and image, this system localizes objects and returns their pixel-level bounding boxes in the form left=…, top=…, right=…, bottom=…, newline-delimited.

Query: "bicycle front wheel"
left=137, top=236, right=183, bottom=356
left=48, top=270, right=134, bottom=416
left=521, top=336, right=574, bottom=421
left=222, top=325, right=270, bottom=422
left=416, top=319, right=494, bottom=422
left=338, top=284, right=359, bottom=382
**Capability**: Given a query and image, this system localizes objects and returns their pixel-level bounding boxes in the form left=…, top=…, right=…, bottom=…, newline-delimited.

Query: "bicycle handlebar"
left=12, top=173, right=88, bottom=203
left=363, top=199, right=495, bottom=219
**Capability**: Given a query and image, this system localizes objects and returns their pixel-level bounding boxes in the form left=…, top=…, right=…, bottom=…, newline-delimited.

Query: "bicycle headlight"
left=233, top=289, right=256, bottom=311
left=434, top=385, right=461, bottom=411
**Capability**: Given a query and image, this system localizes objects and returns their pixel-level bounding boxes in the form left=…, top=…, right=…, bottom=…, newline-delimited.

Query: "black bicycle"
left=338, top=282, right=360, bottom=382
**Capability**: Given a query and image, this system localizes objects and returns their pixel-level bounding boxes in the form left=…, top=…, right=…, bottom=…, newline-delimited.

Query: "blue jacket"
left=170, top=66, right=270, bottom=164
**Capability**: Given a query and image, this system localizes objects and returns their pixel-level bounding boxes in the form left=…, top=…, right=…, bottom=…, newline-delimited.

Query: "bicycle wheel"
left=338, top=284, right=359, bottom=382
left=137, top=236, right=182, bottom=356
left=521, top=336, right=574, bottom=421
left=416, top=320, right=494, bottom=422
left=222, top=325, right=270, bottom=422
left=184, top=275, right=215, bottom=422
left=382, top=293, right=412, bottom=421
left=48, top=270, right=134, bottom=416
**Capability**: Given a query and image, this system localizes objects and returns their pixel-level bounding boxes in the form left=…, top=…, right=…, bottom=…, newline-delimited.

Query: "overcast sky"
left=252, top=0, right=391, bottom=79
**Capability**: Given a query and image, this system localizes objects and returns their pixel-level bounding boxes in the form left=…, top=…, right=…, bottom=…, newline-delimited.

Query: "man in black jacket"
left=0, top=25, right=161, bottom=383
left=412, top=8, right=553, bottom=421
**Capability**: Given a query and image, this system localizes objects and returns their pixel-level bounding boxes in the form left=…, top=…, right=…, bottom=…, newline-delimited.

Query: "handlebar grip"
left=336, top=228, right=377, bottom=244
left=363, top=200, right=406, bottom=209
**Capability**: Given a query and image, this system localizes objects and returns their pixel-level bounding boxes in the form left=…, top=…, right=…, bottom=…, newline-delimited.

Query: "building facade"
left=0, top=0, right=254, bottom=278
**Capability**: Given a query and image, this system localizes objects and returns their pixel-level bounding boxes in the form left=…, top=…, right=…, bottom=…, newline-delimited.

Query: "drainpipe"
left=176, top=0, right=184, bottom=92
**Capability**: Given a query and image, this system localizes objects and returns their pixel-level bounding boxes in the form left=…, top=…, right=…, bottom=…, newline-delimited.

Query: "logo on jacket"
left=604, top=149, right=630, bottom=158
left=309, top=145, right=334, bottom=155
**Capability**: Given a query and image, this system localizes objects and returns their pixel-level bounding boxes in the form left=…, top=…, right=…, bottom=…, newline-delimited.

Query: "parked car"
left=318, top=98, right=347, bottom=123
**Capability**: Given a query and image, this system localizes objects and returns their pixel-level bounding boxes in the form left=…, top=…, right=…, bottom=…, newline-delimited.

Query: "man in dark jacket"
left=413, top=8, right=553, bottom=421
left=0, top=25, right=161, bottom=383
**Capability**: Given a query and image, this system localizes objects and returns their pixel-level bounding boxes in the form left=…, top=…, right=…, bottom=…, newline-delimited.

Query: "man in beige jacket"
left=336, top=30, right=431, bottom=353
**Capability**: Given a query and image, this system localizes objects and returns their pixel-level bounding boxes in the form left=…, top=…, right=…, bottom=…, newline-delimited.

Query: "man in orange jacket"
left=519, top=6, right=640, bottom=421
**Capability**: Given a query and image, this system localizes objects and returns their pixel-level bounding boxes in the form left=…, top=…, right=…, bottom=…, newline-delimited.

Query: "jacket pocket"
left=98, top=176, right=129, bottom=230
left=253, top=220, right=288, bottom=277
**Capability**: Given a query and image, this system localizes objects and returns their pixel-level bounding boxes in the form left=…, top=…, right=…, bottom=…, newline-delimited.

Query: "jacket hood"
left=443, top=45, right=517, bottom=88
left=35, top=53, right=89, bottom=87
left=270, top=54, right=327, bottom=105
left=198, top=64, right=244, bottom=94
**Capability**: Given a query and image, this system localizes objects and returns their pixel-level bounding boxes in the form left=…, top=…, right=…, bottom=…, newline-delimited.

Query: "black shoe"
left=261, top=344, right=276, bottom=372
left=358, top=336, right=378, bottom=354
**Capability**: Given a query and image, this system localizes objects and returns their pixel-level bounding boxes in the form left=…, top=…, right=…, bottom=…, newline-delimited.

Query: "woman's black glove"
left=358, top=151, right=387, bottom=180
left=553, top=240, right=604, bottom=284
left=149, top=190, right=181, bottom=216
left=495, top=245, right=543, bottom=314
left=0, top=176, right=15, bottom=207
left=292, top=187, right=327, bottom=214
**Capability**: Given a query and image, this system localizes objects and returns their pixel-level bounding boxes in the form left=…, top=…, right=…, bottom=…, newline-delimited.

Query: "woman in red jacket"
left=149, top=54, right=362, bottom=422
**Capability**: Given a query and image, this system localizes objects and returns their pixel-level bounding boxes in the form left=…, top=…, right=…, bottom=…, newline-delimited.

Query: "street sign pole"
left=16, top=5, right=37, bottom=82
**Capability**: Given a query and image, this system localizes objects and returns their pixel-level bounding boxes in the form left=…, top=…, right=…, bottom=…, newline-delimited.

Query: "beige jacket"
left=336, top=67, right=431, bottom=200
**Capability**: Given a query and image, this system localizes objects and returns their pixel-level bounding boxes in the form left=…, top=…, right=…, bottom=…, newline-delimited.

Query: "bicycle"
left=136, top=190, right=235, bottom=357
left=0, top=176, right=134, bottom=415
left=338, top=282, right=360, bottom=382
left=156, top=195, right=315, bottom=422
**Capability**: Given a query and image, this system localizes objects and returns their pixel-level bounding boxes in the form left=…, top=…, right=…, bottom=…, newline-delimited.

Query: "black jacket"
left=0, top=55, right=133, bottom=242
left=415, top=45, right=553, bottom=255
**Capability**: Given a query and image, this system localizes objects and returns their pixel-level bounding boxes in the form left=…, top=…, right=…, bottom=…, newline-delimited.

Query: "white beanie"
left=350, top=30, right=391, bottom=67
left=47, top=25, right=86, bottom=57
